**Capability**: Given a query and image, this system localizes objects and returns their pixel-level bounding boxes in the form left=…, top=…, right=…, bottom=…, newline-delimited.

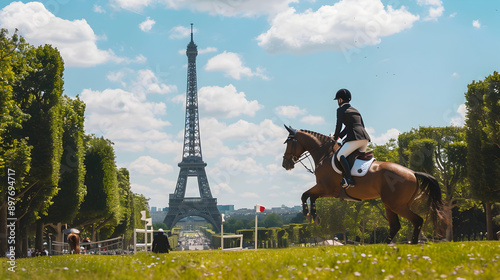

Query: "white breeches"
left=336, top=139, right=369, bottom=161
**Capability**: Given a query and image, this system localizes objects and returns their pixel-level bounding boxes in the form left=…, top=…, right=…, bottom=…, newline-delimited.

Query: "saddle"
left=332, top=149, right=375, bottom=177
left=332, top=149, right=375, bottom=202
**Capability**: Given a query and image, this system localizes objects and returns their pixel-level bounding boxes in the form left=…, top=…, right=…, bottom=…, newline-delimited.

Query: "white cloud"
left=205, top=51, right=269, bottom=80
left=131, top=69, right=177, bottom=97
left=93, top=4, right=106, bottom=13
left=450, top=104, right=466, bottom=127
left=0, top=2, right=124, bottom=67
left=275, top=105, right=307, bottom=118
left=451, top=72, right=459, bottom=78
left=368, top=127, right=400, bottom=145
left=240, top=192, right=259, bottom=198
left=213, top=157, right=268, bottom=176
left=161, top=0, right=296, bottom=17
left=107, top=68, right=177, bottom=100
left=80, top=88, right=170, bottom=149
left=151, top=177, right=176, bottom=192
left=427, top=5, right=444, bottom=21
left=107, top=71, right=127, bottom=84
left=129, top=156, right=173, bottom=175
left=0, top=2, right=146, bottom=67
left=199, top=47, right=218, bottom=54
left=211, top=183, right=235, bottom=195
left=472, top=20, right=481, bottom=29
left=257, top=0, right=419, bottom=54
left=111, top=0, right=154, bottom=11
left=200, top=118, right=285, bottom=158
left=417, top=0, right=444, bottom=21
left=178, top=46, right=217, bottom=55
left=198, top=84, right=263, bottom=118
left=139, top=17, right=156, bottom=32
left=146, top=138, right=182, bottom=155
left=169, top=25, right=194, bottom=39
left=131, top=183, right=170, bottom=208
left=300, top=115, right=325, bottom=125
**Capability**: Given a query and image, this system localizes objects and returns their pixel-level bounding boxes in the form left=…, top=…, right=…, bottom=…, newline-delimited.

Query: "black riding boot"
left=339, top=155, right=355, bottom=188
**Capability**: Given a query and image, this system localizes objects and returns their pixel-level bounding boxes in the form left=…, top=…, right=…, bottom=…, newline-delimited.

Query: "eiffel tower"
left=163, top=24, right=222, bottom=232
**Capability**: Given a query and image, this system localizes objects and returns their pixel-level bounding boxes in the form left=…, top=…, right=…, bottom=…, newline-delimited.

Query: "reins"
left=284, top=135, right=334, bottom=174
left=295, top=151, right=315, bottom=174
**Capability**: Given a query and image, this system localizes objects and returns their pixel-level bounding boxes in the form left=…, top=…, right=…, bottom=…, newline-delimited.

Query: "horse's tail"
left=414, top=172, right=450, bottom=229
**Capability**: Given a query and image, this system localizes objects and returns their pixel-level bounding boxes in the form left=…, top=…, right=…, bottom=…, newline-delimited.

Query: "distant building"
left=150, top=206, right=157, bottom=212
left=217, top=205, right=234, bottom=212
left=151, top=210, right=167, bottom=224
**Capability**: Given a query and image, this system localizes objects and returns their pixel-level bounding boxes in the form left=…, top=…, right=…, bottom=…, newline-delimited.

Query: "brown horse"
left=68, top=232, right=81, bottom=254
left=281, top=126, right=447, bottom=244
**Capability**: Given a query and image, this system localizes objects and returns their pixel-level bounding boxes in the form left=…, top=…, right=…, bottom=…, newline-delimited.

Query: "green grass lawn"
left=2, top=241, right=499, bottom=279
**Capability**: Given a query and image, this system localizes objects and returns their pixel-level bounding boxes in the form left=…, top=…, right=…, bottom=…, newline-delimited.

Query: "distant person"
left=152, top=228, right=171, bottom=253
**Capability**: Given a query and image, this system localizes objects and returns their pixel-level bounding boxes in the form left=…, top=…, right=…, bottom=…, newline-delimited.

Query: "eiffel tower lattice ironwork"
left=163, top=24, right=222, bottom=232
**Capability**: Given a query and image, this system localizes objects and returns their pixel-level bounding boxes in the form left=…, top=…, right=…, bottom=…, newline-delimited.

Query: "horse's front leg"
left=301, top=185, right=322, bottom=223
left=301, top=191, right=311, bottom=222
left=310, top=195, right=321, bottom=225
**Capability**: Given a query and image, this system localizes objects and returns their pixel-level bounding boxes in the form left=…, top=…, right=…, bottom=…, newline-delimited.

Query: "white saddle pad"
left=332, top=157, right=376, bottom=177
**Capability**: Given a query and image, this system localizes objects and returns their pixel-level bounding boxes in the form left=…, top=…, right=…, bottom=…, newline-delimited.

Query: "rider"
left=332, top=89, right=371, bottom=188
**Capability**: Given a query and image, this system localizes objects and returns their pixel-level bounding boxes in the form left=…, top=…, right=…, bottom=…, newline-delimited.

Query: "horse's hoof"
left=306, top=214, right=312, bottom=223
left=314, top=216, right=321, bottom=225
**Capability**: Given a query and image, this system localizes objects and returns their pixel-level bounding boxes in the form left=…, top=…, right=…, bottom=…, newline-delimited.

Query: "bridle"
left=283, top=136, right=316, bottom=174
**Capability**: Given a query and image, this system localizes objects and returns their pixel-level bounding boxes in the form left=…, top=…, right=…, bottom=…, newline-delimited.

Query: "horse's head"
left=282, top=125, right=306, bottom=170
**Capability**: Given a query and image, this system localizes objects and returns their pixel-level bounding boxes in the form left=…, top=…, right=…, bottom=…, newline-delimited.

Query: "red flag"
left=256, top=204, right=265, bottom=213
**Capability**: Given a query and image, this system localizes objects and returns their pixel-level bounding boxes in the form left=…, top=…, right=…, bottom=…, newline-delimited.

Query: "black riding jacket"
left=333, top=103, right=371, bottom=142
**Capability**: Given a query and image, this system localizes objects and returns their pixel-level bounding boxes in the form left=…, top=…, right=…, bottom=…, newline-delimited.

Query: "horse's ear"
left=284, top=125, right=297, bottom=135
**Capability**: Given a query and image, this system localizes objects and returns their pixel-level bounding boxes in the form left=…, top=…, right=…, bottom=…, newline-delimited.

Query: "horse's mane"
left=297, top=129, right=336, bottom=159
left=299, top=129, right=331, bottom=143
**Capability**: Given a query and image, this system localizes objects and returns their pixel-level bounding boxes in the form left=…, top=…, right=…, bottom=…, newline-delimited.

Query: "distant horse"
left=68, top=232, right=81, bottom=254
left=282, top=126, right=448, bottom=244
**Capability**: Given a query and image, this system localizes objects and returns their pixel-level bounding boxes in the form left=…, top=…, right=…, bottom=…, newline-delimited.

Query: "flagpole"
left=221, top=214, right=224, bottom=250
left=255, top=213, right=258, bottom=251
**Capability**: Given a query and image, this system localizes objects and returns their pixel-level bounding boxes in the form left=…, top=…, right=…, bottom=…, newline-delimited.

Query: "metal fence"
left=51, top=235, right=124, bottom=255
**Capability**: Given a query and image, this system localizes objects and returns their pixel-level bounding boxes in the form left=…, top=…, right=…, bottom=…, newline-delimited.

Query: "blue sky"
left=1, top=0, right=498, bottom=210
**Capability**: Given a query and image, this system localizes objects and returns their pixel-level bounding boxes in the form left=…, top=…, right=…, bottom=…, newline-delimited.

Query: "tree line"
left=0, top=30, right=149, bottom=257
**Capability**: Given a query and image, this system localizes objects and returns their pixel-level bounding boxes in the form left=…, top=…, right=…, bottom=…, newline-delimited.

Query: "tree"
left=465, top=72, right=500, bottom=240
left=0, top=28, right=32, bottom=257
left=263, top=213, right=284, bottom=228
left=314, top=198, right=347, bottom=240
left=398, top=126, right=467, bottom=241
left=74, top=137, right=121, bottom=241
left=44, top=95, right=86, bottom=225
left=369, top=138, right=399, bottom=163
left=223, top=217, right=253, bottom=233
left=10, top=43, right=64, bottom=255
left=289, top=213, right=306, bottom=224
left=132, top=193, right=150, bottom=242
left=107, top=168, right=134, bottom=239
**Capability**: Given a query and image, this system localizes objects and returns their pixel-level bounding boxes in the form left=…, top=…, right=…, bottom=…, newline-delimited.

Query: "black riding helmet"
left=334, top=88, right=351, bottom=102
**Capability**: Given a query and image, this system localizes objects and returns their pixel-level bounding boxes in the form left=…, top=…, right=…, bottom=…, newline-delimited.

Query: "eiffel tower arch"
left=163, top=24, right=222, bottom=232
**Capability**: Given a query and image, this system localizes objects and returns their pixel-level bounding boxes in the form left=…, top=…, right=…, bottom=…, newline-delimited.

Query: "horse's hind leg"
left=394, top=206, right=423, bottom=244
left=385, top=206, right=401, bottom=244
